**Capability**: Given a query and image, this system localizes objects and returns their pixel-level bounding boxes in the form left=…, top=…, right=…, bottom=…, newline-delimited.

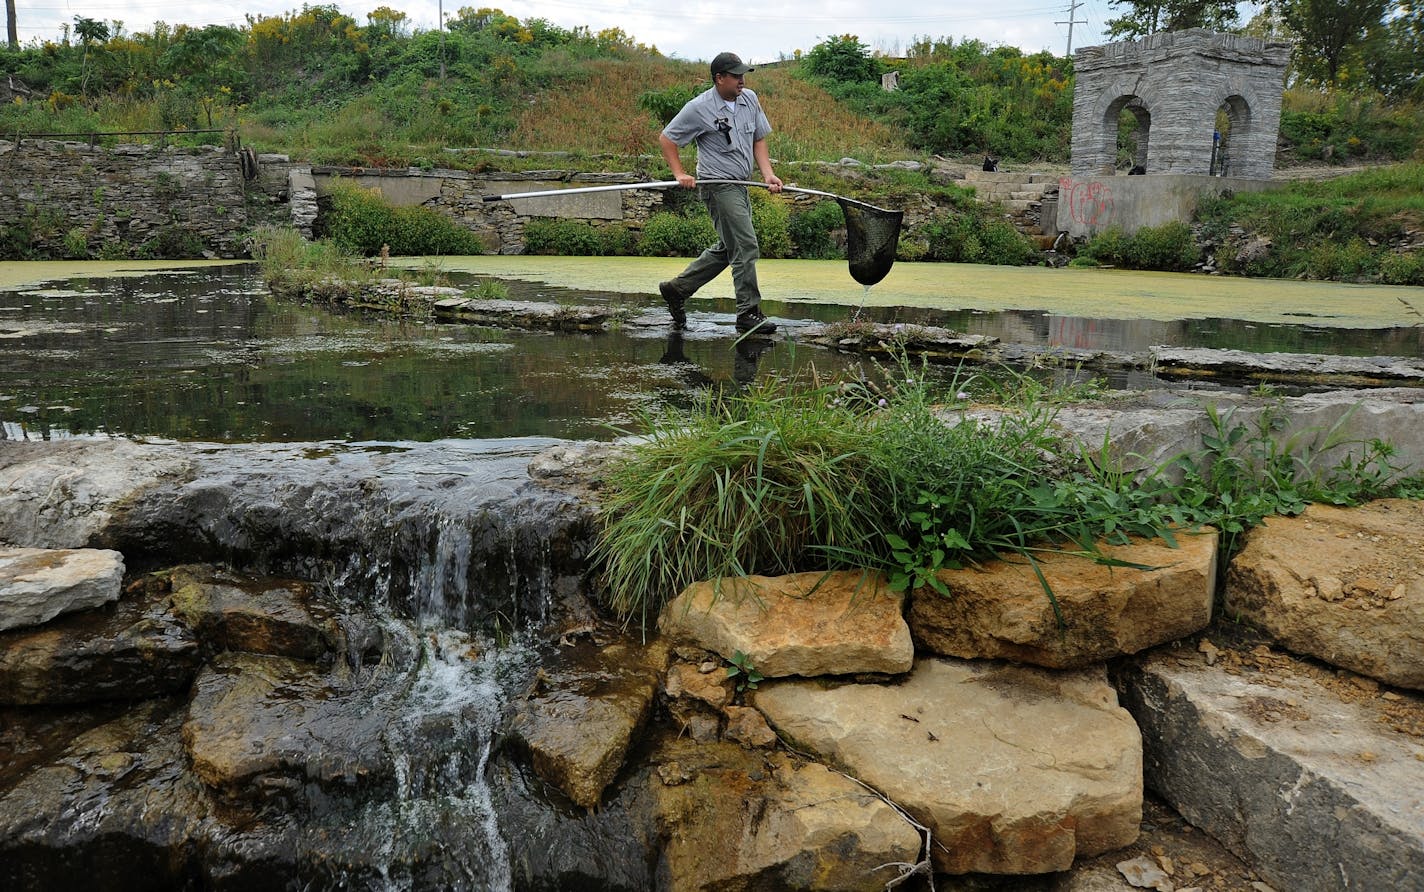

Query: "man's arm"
left=659, top=133, right=696, bottom=189
left=753, top=138, right=783, bottom=193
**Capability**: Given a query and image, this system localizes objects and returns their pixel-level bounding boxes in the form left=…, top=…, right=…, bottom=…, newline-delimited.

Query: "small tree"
left=1273, top=0, right=1391, bottom=86
left=72, top=16, right=111, bottom=96
left=803, top=34, right=881, bottom=83
left=1105, top=0, right=1242, bottom=39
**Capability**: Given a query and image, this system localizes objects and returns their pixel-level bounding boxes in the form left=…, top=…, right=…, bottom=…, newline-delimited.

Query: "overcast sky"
left=14, top=0, right=1142, bottom=62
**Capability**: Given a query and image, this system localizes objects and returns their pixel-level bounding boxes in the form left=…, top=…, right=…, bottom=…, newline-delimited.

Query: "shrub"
left=143, top=225, right=206, bottom=259
left=787, top=200, right=845, bottom=260
left=750, top=191, right=792, bottom=259
left=917, top=213, right=981, bottom=262
left=1380, top=251, right=1424, bottom=286
left=389, top=206, right=485, bottom=256
left=524, top=219, right=632, bottom=255
left=916, top=210, right=1036, bottom=265
left=1305, top=237, right=1380, bottom=282
left=976, top=218, right=1039, bottom=266
left=638, top=210, right=717, bottom=257
left=1125, top=221, right=1199, bottom=271
left=1081, top=221, right=1198, bottom=271
left=63, top=227, right=91, bottom=259
left=317, top=178, right=481, bottom=256
left=637, top=84, right=700, bottom=125
left=317, top=180, right=395, bottom=255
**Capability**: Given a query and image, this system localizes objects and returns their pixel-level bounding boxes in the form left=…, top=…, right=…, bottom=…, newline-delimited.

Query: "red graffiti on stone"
left=1060, top=177, right=1115, bottom=226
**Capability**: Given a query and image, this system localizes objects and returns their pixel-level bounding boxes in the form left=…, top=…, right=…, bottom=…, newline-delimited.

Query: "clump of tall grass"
left=592, top=377, right=888, bottom=627
left=247, top=225, right=375, bottom=291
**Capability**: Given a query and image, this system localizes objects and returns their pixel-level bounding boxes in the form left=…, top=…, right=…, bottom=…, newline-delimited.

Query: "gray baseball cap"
left=710, top=52, right=753, bottom=77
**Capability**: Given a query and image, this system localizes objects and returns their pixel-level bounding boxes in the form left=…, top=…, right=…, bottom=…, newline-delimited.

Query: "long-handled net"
left=836, top=196, right=904, bottom=287
left=483, top=179, right=905, bottom=287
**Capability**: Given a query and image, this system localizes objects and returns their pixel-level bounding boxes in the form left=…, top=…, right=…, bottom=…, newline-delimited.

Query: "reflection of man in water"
left=733, top=338, right=772, bottom=385
left=658, top=333, right=771, bottom=388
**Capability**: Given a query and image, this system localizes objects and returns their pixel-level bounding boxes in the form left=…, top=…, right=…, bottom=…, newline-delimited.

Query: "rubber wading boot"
left=659, top=282, right=686, bottom=329
left=734, top=308, right=777, bottom=335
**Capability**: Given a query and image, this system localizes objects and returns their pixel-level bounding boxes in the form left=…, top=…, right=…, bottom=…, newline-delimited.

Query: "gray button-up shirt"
left=661, top=86, right=773, bottom=182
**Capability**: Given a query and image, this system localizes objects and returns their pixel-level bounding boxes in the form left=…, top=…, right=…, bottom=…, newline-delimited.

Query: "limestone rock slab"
left=659, top=570, right=913, bottom=678
left=168, top=564, right=339, bottom=661
left=911, top=532, right=1217, bottom=668
left=1113, top=643, right=1424, bottom=892
left=650, top=735, right=922, bottom=891
left=754, top=658, right=1143, bottom=875
left=1225, top=499, right=1424, bottom=689
left=0, top=439, right=190, bottom=548
left=0, top=582, right=200, bottom=705
left=508, top=635, right=668, bottom=808
left=0, top=546, right=126, bottom=631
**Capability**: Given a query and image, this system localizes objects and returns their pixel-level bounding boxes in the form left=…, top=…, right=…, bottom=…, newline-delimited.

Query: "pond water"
left=2, top=259, right=1422, bottom=444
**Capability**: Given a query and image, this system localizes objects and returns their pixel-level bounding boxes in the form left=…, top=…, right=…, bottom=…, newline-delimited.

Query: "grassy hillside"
left=4, top=10, right=1424, bottom=281
left=6, top=9, right=1420, bottom=171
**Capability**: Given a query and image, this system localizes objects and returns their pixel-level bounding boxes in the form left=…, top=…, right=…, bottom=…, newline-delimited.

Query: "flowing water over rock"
left=0, top=437, right=628, bottom=890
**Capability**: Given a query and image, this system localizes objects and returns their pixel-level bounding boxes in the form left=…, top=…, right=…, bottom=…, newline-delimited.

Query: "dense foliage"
left=5, top=7, right=1423, bottom=166
left=1193, top=162, right=1424, bottom=284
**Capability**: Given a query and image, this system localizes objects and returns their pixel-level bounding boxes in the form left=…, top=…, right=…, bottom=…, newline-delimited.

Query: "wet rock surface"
left=508, top=632, right=669, bottom=808
left=433, top=296, right=615, bottom=330
left=169, top=564, right=341, bottom=662
left=1, top=438, right=600, bottom=635
left=5, top=412, right=1424, bottom=890
left=0, top=698, right=213, bottom=891
left=0, top=578, right=200, bottom=705
left=181, top=651, right=406, bottom=802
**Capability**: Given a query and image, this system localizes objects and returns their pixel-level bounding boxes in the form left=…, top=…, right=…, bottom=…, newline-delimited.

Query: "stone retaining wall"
left=0, top=139, right=1024, bottom=258
left=0, top=139, right=292, bottom=258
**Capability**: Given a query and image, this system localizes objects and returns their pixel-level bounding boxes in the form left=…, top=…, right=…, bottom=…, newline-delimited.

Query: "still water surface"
left=2, top=261, right=1420, bottom=443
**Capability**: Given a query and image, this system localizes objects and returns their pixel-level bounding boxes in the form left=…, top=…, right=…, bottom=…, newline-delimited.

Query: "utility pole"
left=438, top=0, right=446, bottom=80
left=1056, top=0, right=1087, bottom=57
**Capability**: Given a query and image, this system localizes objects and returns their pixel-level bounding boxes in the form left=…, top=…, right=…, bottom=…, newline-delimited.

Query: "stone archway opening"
left=1114, top=98, right=1151, bottom=173
left=1210, top=94, right=1252, bottom=176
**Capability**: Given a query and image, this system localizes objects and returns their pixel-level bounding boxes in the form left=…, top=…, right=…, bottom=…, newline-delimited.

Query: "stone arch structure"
left=1070, top=29, right=1290, bottom=180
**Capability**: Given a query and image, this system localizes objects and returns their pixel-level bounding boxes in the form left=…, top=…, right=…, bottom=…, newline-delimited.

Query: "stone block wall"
left=2, top=142, right=1016, bottom=258
left=0, top=139, right=280, bottom=258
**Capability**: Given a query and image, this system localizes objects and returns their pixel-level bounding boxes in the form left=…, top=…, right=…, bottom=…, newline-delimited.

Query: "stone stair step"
left=1113, top=644, right=1424, bottom=892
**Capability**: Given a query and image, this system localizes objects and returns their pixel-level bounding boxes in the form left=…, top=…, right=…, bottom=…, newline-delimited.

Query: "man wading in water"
left=657, top=51, right=782, bottom=335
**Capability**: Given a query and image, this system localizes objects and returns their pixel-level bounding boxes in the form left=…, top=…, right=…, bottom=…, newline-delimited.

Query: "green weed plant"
left=594, top=357, right=1424, bottom=627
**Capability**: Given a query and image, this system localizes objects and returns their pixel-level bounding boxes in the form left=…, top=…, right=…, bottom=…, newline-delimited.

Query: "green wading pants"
left=664, top=183, right=762, bottom=316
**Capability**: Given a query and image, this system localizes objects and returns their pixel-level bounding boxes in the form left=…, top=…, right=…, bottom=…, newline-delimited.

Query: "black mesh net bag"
left=838, top=197, right=904, bottom=287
